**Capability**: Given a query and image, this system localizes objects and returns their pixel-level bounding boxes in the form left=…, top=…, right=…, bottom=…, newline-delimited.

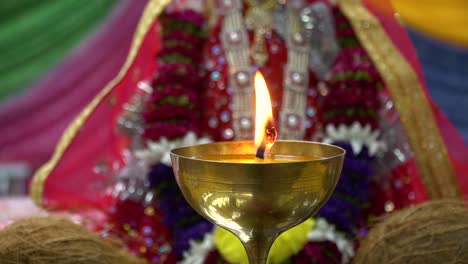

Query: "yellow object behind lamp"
left=391, top=0, right=468, bottom=47
left=214, top=219, right=314, bottom=264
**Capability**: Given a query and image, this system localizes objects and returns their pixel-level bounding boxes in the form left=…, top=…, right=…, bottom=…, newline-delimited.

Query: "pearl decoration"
left=239, top=117, right=252, bottom=130
left=228, top=31, right=241, bottom=44
left=235, top=71, right=249, bottom=87
left=291, top=72, right=303, bottom=84
left=287, top=114, right=300, bottom=128
left=222, top=128, right=234, bottom=139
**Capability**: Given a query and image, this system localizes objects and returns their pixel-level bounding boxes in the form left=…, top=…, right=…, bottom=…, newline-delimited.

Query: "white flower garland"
left=307, top=218, right=354, bottom=264
left=178, top=232, right=215, bottom=264
left=135, top=132, right=212, bottom=166
left=323, top=122, right=386, bottom=156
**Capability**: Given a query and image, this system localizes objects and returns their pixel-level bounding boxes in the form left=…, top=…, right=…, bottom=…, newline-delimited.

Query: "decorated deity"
left=30, top=0, right=468, bottom=263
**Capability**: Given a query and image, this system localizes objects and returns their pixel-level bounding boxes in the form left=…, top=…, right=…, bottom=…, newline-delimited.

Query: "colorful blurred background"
left=0, top=0, right=467, bottom=195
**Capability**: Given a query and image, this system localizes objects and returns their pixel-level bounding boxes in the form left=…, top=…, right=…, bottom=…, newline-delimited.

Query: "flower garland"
left=323, top=122, right=386, bottom=156
left=179, top=232, right=215, bottom=264
left=317, top=142, right=374, bottom=234
left=147, top=163, right=213, bottom=257
left=141, top=9, right=214, bottom=260
left=321, top=7, right=383, bottom=130
left=105, top=185, right=176, bottom=262
left=107, top=8, right=212, bottom=263
left=111, top=3, right=391, bottom=264
left=144, top=11, right=212, bottom=259
left=142, top=9, right=206, bottom=141
left=174, top=5, right=382, bottom=264
left=135, top=132, right=211, bottom=166
left=314, top=6, right=383, bottom=236
left=307, top=218, right=355, bottom=263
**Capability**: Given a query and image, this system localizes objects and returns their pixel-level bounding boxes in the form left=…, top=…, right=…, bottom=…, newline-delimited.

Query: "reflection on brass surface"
left=171, top=141, right=344, bottom=263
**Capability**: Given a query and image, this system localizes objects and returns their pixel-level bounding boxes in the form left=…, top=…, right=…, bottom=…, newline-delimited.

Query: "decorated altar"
left=1, top=0, right=467, bottom=263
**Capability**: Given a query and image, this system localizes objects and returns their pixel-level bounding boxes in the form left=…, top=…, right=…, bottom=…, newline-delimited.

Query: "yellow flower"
left=213, top=219, right=315, bottom=264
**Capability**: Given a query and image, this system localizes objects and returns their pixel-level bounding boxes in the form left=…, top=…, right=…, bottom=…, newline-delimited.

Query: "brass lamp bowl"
left=170, top=140, right=345, bottom=264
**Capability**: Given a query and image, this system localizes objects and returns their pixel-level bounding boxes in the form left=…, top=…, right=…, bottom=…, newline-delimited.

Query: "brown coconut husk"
left=354, top=199, right=468, bottom=264
left=0, top=217, right=146, bottom=264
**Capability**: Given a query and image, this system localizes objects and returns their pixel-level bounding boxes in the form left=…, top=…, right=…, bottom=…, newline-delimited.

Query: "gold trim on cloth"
left=30, top=0, right=173, bottom=207
left=339, top=0, right=460, bottom=198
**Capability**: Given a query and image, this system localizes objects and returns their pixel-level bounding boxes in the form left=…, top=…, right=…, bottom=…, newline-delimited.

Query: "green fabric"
left=0, top=0, right=118, bottom=101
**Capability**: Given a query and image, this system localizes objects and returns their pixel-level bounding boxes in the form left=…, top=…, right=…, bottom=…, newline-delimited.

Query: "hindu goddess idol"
left=30, top=0, right=468, bottom=263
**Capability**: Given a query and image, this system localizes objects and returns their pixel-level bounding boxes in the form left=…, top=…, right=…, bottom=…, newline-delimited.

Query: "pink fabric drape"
left=39, top=13, right=162, bottom=210
left=0, top=0, right=148, bottom=171
left=364, top=0, right=468, bottom=199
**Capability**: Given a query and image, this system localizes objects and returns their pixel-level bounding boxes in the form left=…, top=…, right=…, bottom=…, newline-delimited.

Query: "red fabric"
left=41, top=19, right=162, bottom=210
left=364, top=0, right=468, bottom=199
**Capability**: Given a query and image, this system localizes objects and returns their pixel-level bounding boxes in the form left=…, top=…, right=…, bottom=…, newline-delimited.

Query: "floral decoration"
left=323, top=122, right=386, bottom=156
left=135, top=132, right=211, bottom=166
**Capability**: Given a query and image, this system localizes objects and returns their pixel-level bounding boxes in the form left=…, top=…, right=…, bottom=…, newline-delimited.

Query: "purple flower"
left=147, top=164, right=213, bottom=258
left=318, top=142, right=374, bottom=234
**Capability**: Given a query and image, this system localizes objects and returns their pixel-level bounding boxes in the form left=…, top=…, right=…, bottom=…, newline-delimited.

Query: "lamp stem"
left=242, top=233, right=276, bottom=264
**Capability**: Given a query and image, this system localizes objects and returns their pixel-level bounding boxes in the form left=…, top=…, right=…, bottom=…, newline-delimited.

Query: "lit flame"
left=254, top=72, right=276, bottom=156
